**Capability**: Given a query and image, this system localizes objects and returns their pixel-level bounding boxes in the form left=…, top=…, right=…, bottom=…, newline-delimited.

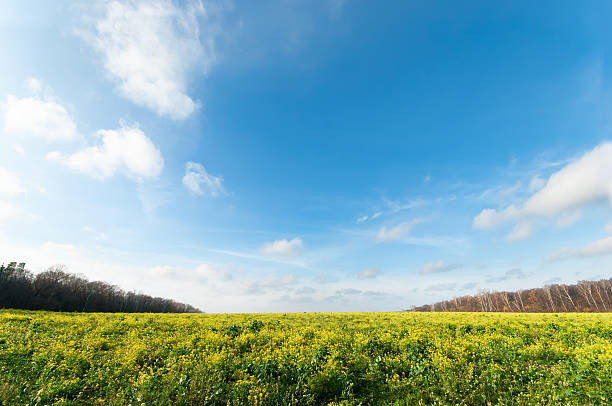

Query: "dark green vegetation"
left=0, top=263, right=200, bottom=313
left=0, top=310, right=611, bottom=405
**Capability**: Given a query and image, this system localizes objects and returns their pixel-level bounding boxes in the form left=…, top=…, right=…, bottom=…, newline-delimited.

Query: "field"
left=0, top=311, right=611, bottom=405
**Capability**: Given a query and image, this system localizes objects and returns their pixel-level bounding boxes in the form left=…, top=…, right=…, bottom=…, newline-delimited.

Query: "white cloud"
left=85, top=0, right=218, bottom=119
left=41, top=241, right=80, bottom=257
left=474, top=142, right=612, bottom=233
left=0, top=168, right=24, bottom=196
left=424, top=175, right=431, bottom=183
left=506, top=221, right=533, bottom=241
left=195, top=263, right=233, bottom=282
left=48, top=123, right=163, bottom=181
left=548, top=236, right=612, bottom=261
left=557, top=209, right=582, bottom=228
left=182, top=162, right=225, bottom=196
left=3, top=82, right=78, bottom=140
left=606, top=222, right=612, bottom=235
left=356, top=211, right=381, bottom=223
left=353, top=268, right=381, bottom=279
left=295, top=286, right=316, bottom=295
left=420, top=260, right=461, bottom=274
left=260, top=237, right=303, bottom=256
left=0, top=202, right=26, bottom=223
left=376, top=219, right=421, bottom=242
left=13, top=145, right=24, bottom=155
left=26, top=78, right=43, bottom=93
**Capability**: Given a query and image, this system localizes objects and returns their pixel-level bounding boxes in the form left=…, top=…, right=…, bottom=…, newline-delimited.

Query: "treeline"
left=0, top=262, right=201, bottom=313
left=410, top=279, right=612, bottom=312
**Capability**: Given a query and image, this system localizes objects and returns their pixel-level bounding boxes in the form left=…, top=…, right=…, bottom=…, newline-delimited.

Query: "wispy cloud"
left=353, top=268, right=381, bottom=279
left=209, top=247, right=309, bottom=269
left=376, top=219, right=423, bottom=242
left=506, top=221, right=533, bottom=241
left=485, top=268, right=527, bottom=283
left=260, top=237, right=303, bottom=257
left=356, top=211, right=381, bottom=223
left=420, top=260, right=461, bottom=275
left=182, top=162, right=226, bottom=196
left=548, top=236, right=612, bottom=261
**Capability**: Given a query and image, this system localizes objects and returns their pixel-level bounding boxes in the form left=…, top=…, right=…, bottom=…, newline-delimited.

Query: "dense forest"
left=410, top=278, right=612, bottom=312
left=0, top=262, right=201, bottom=313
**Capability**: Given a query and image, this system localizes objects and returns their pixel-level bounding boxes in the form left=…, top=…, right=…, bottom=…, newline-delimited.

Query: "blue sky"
left=1, top=0, right=611, bottom=312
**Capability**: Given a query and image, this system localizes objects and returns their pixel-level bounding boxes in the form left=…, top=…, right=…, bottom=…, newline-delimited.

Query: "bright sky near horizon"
left=1, top=1, right=611, bottom=312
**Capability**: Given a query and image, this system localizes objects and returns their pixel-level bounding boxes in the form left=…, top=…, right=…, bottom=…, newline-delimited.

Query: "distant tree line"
left=0, top=262, right=201, bottom=313
left=410, top=279, right=612, bottom=312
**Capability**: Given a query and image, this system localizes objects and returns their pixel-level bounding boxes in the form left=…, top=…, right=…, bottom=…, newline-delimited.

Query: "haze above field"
left=1, top=1, right=611, bottom=312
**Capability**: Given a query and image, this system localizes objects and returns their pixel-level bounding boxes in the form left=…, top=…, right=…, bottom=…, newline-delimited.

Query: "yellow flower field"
left=0, top=310, right=611, bottom=405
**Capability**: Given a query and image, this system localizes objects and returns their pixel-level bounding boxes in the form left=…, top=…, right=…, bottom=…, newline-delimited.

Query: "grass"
left=0, top=310, right=611, bottom=405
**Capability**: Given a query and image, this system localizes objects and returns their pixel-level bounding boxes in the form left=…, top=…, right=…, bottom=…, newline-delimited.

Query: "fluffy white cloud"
left=182, top=162, right=225, bottom=196
left=0, top=168, right=24, bottom=196
left=376, top=219, right=421, bottom=242
left=260, top=238, right=303, bottom=256
left=48, top=123, right=163, bottom=181
left=474, top=142, right=612, bottom=235
left=420, top=260, right=461, bottom=274
left=86, top=0, right=217, bottom=119
left=353, top=268, right=381, bottom=279
left=548, top=237, right=612, bottom=261
left=2, top=86, right=78, bottom=140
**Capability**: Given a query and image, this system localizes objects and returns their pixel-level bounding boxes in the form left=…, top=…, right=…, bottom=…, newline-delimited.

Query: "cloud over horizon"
left=548, top=237, right=612, bottom=261
left=474, top=142, right=612, bottom=240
